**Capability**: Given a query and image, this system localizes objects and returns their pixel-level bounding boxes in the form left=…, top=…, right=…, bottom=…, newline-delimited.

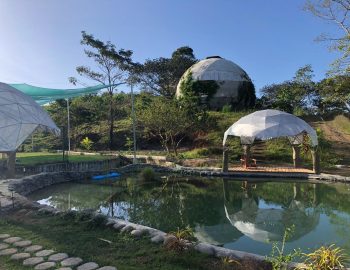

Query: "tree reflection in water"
left=28, top=175, right=350, bottom=256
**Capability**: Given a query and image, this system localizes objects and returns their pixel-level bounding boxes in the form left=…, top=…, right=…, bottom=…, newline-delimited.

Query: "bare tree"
left=305, top=0, right=350, bottom=73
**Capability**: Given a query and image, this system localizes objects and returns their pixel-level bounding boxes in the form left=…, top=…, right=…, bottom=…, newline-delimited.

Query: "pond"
left=28, top=174, right=350, bottom=257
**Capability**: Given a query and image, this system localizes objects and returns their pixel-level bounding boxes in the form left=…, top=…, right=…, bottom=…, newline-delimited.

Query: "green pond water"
left=28, top=174, right=350, bottom=257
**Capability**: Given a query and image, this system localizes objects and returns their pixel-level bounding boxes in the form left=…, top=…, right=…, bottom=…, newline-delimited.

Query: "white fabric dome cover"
left=176, top=56, right=252, bottom=108
left=185, top=56, right=250, bottom=82
left=0, top=83, right=60, bottom=152
left=223, top=109, right=318, bottom=146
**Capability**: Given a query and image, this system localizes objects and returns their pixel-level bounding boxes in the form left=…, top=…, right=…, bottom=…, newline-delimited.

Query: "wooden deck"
left=229, top=166, right=314, bottom=174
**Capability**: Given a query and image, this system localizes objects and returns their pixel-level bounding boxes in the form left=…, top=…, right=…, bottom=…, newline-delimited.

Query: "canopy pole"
left=292, top=145, right=301, bottom=168
left=222, top=146, right=229, bottom=172
left=6, top=151, right=16, bottom=178
left=66, top=98, right=71, bottom=153
left=242, top=145, right=251, bottom=169
left=311, top=147, right=320, bottom=174
left=131, top=84, right=137, bottom=164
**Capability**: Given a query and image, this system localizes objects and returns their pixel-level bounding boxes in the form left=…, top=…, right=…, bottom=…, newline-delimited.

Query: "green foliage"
left=302, top=244, right=349, bottom=270
left=124, top=136, right=133, bottom=152
left=267, top=225, right=301, bottom=270
left=178, top=71, right=219, bottom=109
left=260, top=65, right=318, bottom=114
left=316, top=128, right=341, bottom=168
left=222, top=104, right=232, bottom=113
left=135, top=46, right=197, bottom=98
left=169, top=226, right=196, bottom=242
left=140, top=167, right=157, bottom=182
left=316, top=76, right=350, bottom=114
left=0, top=212, right=219, bottom=270
left=137, top=97, right=196, bottom=155
left=80, top=136, right=94, bottom=150
left=70, top=31, right=134, bottom=150
left=165, top=226, right=196, bottom=252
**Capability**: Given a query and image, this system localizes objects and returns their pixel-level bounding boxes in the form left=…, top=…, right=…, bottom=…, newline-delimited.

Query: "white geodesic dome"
left=176, top=56, right=254, bottom=109
left=0, top=83, right=60, bottom=152
left=223, top=109, right=318, bottom=147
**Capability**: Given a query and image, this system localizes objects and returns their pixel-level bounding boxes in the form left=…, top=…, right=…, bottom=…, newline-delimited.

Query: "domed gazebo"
left=0, top=83, right=60, bottom=177
left=176, top=56, right=255, bottom=109
left=222, top=109, right=320, bottom=173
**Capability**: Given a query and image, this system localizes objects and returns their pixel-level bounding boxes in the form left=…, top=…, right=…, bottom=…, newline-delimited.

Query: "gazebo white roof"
left=0, top=83, right=60, bottom=152
left=223, top=109, right=318, bottom=147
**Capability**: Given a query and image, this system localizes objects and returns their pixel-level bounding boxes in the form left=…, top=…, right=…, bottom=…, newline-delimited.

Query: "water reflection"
left=223, top=180, right=320, bottom=243
left=28, top=176, right=350, bottom=256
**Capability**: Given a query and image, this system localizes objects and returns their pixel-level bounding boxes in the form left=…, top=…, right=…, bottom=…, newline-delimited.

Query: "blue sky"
left=0, top=0, right=342, bottom=95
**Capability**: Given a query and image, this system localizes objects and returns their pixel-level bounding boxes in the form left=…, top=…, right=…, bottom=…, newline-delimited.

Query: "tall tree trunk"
left=109, top=91, right=114, bottom=150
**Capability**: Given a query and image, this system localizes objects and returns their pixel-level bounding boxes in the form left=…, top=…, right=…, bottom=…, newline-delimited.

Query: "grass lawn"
left=0, top=210, right=257, bottom=270
left=15, top=152, right=113, bottom=166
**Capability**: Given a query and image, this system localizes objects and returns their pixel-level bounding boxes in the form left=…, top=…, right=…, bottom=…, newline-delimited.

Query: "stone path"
left=0, top=234, right=117, bottom=270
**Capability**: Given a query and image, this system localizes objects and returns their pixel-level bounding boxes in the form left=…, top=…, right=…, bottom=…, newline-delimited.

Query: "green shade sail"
left=10, top=83, right=112, bottom=104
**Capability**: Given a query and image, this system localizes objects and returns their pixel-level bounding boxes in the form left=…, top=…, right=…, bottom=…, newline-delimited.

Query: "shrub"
left=164, top=227, right=196, bottom=252
left=140, top=167, right=156, bottom=182
left=222, top=104, right=232, bottom=113
left=80, top=136, right=93, bottom=150
left=88, top=214, right=108, bottom=228
left=302, top=244, right=348, bottom=270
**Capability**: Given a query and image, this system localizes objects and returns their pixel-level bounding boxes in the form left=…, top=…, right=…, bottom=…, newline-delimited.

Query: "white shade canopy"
left=0, top=83, right=60, bottom=152
left=223, top=109, right=318, bottom=147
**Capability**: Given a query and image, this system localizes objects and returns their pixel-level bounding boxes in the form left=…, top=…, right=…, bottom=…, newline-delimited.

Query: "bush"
left=302, top=244, right=348, bottom=270
left=140, top=167, right=157, bottom=182
left=80, top=136, right=93, bottom=150
left=222, top=104, right=232, bottom=113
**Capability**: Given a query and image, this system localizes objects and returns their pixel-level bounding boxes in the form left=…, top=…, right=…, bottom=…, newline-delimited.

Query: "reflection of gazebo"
left=225, top=197, right=320, bottom=242
left=222, top=109, right=320, bottom=173
left=194, top=223, right=242, bottom=245
left=223, top=180, right=320, bottom=243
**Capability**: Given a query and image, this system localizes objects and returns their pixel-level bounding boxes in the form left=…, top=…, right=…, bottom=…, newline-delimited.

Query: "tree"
left=317, top=75, right=350, bottom=113
left=137, top=97, right=194, bottom=155
left=69, top=31, right=133, bottom=149
left=305, top=0, right=350, bottom=74
left=260, top=65, right=318, bottom=114
left=135, top=46, right=197, bottom=98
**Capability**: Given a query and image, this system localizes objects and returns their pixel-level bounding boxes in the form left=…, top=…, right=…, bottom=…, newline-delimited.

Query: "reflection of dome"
left=194, top=223, right=242, bottom=245
left=176, top=56, right=255, bottom=109
left=225, top=197, right=320, bottom=243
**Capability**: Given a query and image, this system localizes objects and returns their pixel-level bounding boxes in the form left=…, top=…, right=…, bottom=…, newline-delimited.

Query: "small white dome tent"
left=0, top=83, right=60, bottom=177
left=222, top=109, right=320, bottom=173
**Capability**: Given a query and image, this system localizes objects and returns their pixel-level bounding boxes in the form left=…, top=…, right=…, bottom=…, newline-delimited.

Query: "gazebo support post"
left=6, top=151, right=16, bottom=178
left=242, top=144, right=251, bottom=168
left=222, top=147, right=229, bottom=172
left=311, top=147, right=320, bottom=174
left=292, top=145, right=301, bottom=168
